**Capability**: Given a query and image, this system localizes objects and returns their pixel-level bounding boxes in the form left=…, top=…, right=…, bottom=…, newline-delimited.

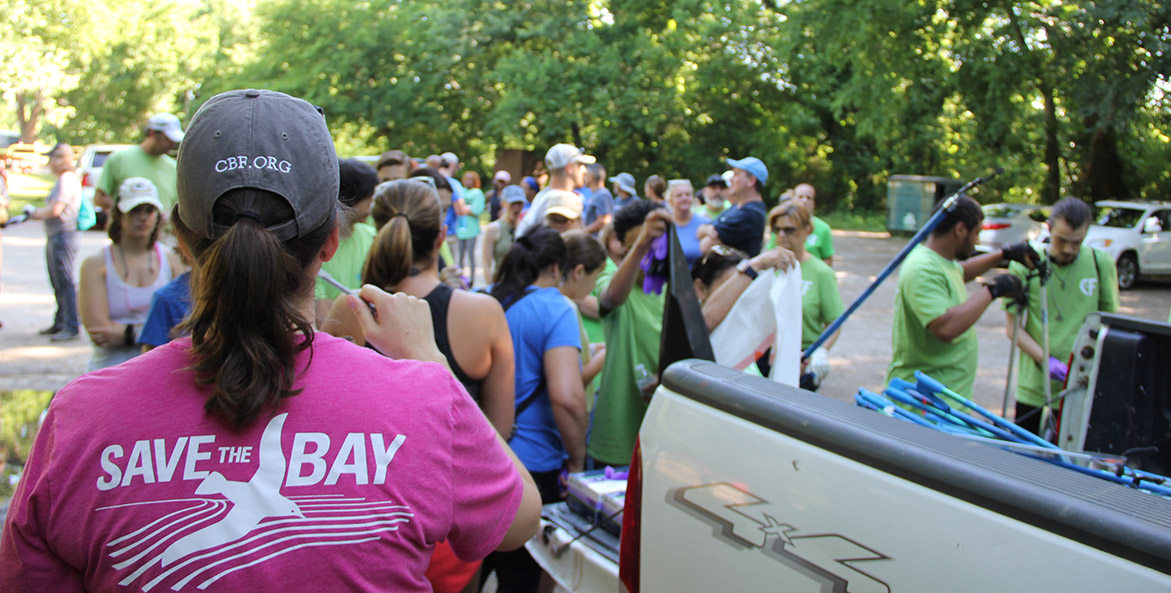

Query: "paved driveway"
left=3, top=224, right=1169, bottom=414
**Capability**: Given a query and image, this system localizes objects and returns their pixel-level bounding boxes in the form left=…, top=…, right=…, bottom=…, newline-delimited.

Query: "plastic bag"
left=709, top=266, right=802, bottom=386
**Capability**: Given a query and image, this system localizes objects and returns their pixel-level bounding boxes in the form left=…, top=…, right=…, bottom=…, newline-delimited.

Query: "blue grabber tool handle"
left=802, top=168, right=1004, bottom=360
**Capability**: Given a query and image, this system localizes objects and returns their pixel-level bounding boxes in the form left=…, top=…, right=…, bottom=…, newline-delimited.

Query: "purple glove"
left=639, top=233, right=669, bottom=295
left=1048, top=356, right=1069, bottom=382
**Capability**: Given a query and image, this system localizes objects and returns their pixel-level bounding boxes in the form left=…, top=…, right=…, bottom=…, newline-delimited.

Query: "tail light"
left=619, top=438, right=643, bottom=593
left=81, top=172, right=93, bottom=187
left=982, top=222, right=1011, bottom=230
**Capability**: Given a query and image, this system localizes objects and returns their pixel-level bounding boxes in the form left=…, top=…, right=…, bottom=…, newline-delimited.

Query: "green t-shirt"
left=97, top=146, right=178, bottom=210
left=439, top=240, right=455, bottom=267
left=704, top=202, right=728, bottom=220
left=588, top=272, right=664, bottom=466
left=806, top=216, right=834, bottom=261
left=582, top=258, right=618, bottom=345
left=1007, top=246, right=1119, bottom=407
left=800, top=256, right=845, bottom=349
left=314, top=222, right=376, bottom=300
left=887, top=245, right=979, bottom=397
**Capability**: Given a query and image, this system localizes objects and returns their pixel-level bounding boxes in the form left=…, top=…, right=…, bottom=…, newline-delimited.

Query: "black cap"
left=705, top=174, right=727, bottom=188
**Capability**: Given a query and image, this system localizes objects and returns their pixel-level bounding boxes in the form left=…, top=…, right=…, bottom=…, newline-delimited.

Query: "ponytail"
left=174, top=188, right=335, bottom=430
left=364, top=179, right=442, bottom=290
left=491, top=226, right=567, bottom=306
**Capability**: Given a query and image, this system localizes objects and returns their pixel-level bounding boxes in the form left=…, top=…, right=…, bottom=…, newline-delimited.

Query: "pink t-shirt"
left=1, top=334, right=523, bottom=592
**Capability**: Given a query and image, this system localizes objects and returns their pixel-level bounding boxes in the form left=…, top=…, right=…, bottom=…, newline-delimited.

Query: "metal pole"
left=802, top=168, right=1004, bottom=359
left=1002, top=305, right=1026, bottom=417
left=1039, top=278, right=1055, bottom=440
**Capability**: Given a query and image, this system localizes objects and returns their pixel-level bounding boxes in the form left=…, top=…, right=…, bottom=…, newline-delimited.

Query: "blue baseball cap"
left=724, top=156, right=768, bottom=184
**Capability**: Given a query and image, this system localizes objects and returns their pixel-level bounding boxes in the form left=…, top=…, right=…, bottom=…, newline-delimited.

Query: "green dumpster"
left=887, top=175, right=966, bottom=233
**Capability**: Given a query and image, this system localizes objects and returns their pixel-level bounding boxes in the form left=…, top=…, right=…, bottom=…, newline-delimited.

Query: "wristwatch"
left=736, top=259, right=759, bottom=280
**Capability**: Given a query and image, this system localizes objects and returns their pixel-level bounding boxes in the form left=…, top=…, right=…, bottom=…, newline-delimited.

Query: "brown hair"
left=645, top=175, right=667, bottom=200
left=174, top=188, right=336, bottom=430
left=767, top=199, right=812, bottom=232
left=364, top=179, right=443, bottom=290
left=107, top=204, right=162, bottom=247
left=561, top=229, right=607, bottom=278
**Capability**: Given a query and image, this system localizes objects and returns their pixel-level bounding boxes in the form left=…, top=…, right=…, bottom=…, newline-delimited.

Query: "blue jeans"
left=46, top=231, right=79, bottom=333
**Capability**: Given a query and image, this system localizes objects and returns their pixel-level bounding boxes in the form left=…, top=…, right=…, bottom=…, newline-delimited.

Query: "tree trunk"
left=1040, top=85, right=1061, bottom=204
left=1080, top=121, right=1129, bottom=201
left=15, top=91, right=45, bottom=143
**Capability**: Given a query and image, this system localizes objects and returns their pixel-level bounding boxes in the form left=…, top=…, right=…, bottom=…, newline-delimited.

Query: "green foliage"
left=12, top=0, right=1169, bottom=211
left=0, top=390, right=54, bottom=499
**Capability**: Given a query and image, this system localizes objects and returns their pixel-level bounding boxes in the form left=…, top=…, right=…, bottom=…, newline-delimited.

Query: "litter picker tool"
left=803, top=168, right=1004, bottom=359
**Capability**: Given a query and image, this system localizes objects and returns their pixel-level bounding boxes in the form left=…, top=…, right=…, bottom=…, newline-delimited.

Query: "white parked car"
left=1085, top=200, right=1171, bottom=289
left=76, top=144, right=133, bottom=228
left=975, top=203, right=1049, bottom=254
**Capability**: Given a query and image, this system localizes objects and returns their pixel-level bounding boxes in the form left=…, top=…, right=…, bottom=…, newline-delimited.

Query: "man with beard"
left=886, top=196, right=1035, bottom=397
left=1004, top=197, right=1118, bottom=434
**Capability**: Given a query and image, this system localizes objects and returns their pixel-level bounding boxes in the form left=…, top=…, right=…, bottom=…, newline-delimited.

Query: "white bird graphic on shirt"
left=159, top=413, right=303, bottom=566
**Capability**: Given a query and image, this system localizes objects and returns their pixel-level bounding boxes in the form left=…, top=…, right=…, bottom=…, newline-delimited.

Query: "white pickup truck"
left=529, top=356, right=1171, bottom=592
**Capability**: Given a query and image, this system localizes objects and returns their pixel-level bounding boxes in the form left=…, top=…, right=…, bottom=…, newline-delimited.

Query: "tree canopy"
left=6, top=0, right=1168, bottom=210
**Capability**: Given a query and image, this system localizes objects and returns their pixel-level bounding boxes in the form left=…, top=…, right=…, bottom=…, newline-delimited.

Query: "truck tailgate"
left=632, top=360, right=1171, bottom=592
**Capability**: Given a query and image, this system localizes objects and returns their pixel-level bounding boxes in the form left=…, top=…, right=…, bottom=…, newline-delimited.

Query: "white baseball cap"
left=147, top=113, right=185, bottom=143
left=117, top=177, right=164, bottom=213
left=545, top=143, right=595, bottom=170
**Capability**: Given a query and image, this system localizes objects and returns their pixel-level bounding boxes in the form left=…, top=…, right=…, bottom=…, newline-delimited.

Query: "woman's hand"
left=750, top=247, right=797, bottom=272
left=439, top=265, right=464, bottom=289
left=350, top=286, right=448, bottom=367
left=87, top=324, right=125, bottom=348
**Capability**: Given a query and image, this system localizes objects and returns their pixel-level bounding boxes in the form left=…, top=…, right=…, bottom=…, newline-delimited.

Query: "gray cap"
left=609, top=172, right=638, bottom=196
left=177, top=89, right=339, bottom=241
left=501, top=184, right=527, bottom=204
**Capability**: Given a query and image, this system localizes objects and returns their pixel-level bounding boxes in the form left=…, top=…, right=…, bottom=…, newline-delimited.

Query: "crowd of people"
left=2, top=88, right=1130, bottom=592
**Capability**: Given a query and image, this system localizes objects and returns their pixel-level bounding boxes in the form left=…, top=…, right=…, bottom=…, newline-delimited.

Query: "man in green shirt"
left=588, top=200, right=671, bottom=467
left=95, top=113, right=183, bottom=212
left=794, top=183, right=835, bottom=266
left=1005, top=198, right=1119, bottom=435
left=887, top=196, right=1033, bottom=397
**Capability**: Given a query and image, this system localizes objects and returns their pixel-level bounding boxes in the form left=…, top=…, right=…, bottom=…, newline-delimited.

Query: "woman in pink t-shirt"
left=0, top=89, right=540, bottom=593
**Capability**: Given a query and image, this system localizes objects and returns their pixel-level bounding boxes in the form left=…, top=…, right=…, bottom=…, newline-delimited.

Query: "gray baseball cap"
left=501, top=184, right=527, bottom=204
left=177, top=89, right=339, bottom=241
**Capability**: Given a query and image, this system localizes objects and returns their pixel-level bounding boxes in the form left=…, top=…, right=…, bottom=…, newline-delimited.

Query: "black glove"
left=1002, top=241, right=1040, bottom=269
left=985, top=274, right=1025, bottom=300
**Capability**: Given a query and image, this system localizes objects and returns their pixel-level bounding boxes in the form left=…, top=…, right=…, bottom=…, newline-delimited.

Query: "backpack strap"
left=503, top=285, right=544, bottom=441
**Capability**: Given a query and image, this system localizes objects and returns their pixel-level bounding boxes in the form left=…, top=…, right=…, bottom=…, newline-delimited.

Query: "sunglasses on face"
left=772, top=226, right=799, bottom=235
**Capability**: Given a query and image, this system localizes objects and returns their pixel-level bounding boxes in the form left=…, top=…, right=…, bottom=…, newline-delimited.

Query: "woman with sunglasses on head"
left=78, top=177, right=183, bottom=370
left=1, top=90, right=539, bottom=593
left=690, top=243, right=796, bottom=332
left=767, top=200, right=844, bottom=390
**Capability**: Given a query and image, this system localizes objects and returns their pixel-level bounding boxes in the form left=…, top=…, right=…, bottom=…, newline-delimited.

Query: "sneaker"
left=50, top=330, right=80, bottom=342
left=38, top=324, right=63, bottom=335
